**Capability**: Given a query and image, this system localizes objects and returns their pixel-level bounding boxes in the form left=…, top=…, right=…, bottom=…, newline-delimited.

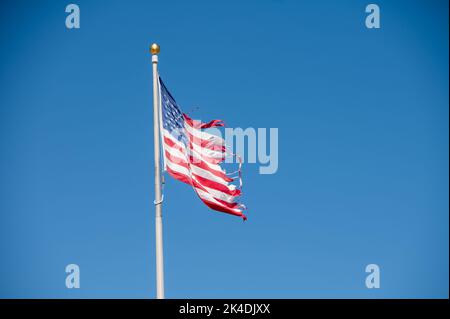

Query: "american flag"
left=159, top=77, right=247, bottom=220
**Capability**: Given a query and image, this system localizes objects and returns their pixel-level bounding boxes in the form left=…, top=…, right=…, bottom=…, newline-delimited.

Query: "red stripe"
left=165, top=150, right=188, bottom=168
left=200, top=198, right=246, bottom=220
left=191, top=178, right=238, bottom=209
left=192, top=173, right=241, bottom=197
left=183, top=113, right=225, bottom=129
left=166, top=166, right=191, bottom=185
left=213, top=197, right=239, bottom=209
left=164, top=136, right=185, bottom=153
left=167, top=167, right=244, bottom=219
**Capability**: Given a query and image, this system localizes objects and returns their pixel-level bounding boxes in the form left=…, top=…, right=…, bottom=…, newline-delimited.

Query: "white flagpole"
left=150, top=43, right=164, bottom=299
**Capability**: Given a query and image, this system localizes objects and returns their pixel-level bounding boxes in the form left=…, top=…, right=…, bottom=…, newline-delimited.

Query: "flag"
left=159, top=77, right=247, bottom=220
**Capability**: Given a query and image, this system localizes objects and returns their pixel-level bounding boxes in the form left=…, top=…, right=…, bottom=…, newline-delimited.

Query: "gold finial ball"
left=150, top=43, right=160, bottom=55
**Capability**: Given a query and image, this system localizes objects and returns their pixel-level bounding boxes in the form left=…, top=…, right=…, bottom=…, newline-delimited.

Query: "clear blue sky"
left=0, top=0, right=448, bottom=298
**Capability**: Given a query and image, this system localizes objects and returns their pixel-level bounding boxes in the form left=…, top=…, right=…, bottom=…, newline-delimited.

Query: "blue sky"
left=0, top=0, right=448, bottom=298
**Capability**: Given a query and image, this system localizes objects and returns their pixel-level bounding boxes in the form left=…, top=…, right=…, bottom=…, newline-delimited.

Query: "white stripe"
left=190, top=165, right=236, bottom=189
left=165, top=160, right=190, bottom=178
left=194, top=188, right=242, bottom=214
left=195, top=181, right=237, bottom=203
left=165, top=143, right=188, bottom=164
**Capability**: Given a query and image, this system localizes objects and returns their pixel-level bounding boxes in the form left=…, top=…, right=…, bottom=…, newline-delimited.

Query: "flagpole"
left=150, top=43, right=164, bottom=299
